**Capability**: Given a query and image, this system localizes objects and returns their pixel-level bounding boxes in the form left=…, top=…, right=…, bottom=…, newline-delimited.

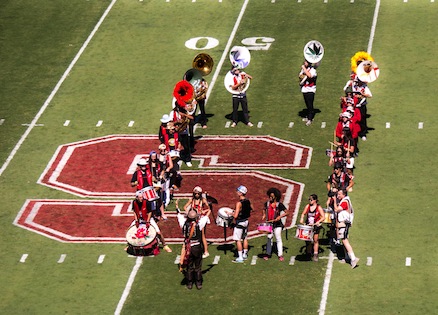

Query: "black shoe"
left=186, top=282, right=193, bottom=290
left=195, top=282, right=202, bottom=290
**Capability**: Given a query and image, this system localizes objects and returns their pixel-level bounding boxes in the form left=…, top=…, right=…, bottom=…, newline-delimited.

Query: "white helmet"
left=137, top=158, right=147, bottom=166
left=237, top=185, right=247, bottom=195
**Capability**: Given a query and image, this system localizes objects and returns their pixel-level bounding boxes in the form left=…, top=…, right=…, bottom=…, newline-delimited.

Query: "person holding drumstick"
left=232, top=185, right=252, bottom=263
left=262, top=187, right=288, bottom=261
left=300, top=194, right=325, bottom=262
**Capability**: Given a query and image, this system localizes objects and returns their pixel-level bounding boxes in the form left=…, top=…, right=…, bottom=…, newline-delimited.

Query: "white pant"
left=266, top=226, right=283, bottom=257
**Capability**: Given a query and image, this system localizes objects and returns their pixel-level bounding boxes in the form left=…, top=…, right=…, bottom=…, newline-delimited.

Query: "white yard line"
left=204, top=0, right=250, bottom=106
left=114, top=257, right=143, bottom=315
left=319, top=1, right=381, bottom=314
left=0, top=0, right=118, bottom=177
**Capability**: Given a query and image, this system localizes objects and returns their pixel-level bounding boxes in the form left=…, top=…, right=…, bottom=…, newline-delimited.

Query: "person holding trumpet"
left=300, top=194, right=325, bottom=262
left=262, top=188, right=288, bottom=261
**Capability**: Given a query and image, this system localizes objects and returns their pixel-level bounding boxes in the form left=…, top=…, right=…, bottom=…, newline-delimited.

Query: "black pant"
left=197, top=99, right=207, bottom=126
left=358, top=104, right=368, bottom=137
left=186, top=245, right=203, bottom=284
left=232, top=95, right=249, bottom=124
left=303, top=92, right=315, bottom=120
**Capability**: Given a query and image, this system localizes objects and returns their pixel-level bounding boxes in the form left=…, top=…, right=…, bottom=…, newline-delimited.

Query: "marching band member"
left=232, top=185, right=252, bottom=263
left=157, top=144, right=173, bottom=207
left=184, top=186, right=211, bottom=259
left=130, top=157, right=149, bottom=191
left=177, top=209, right=210, bottom=290
left=300, top=194, right=325, bottom=262
left=169, top=103, right=194, bottom=167
left=132, top=191, right=172, bottom=253
left=262, top=188, right=288, bottom=261
left=196, top=78, right=209, bottom=129
left=332, top=189, right=359, bottom=268
left=300, top=59, right=318, bottom=126
left=229, top=66, right=253, bottom=127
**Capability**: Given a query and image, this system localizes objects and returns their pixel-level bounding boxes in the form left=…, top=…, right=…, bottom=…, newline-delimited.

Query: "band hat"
left=341, top=112, right=351, bottom=118
left=158, top=144, right=166, bottom=150
left=160, top=114, right=171, bottom=123
left=237, top=185, right=248, bottom=195
left=135, top=190, right=143, bottom=197
left=137, top=158, right=147, bottom=166
left=346, top=106, right=355, bottom=112
left=193, top=186, right=203, bottom=193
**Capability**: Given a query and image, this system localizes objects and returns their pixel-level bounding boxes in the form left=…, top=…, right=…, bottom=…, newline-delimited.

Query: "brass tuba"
left=183, top=53, right=213, bottom=102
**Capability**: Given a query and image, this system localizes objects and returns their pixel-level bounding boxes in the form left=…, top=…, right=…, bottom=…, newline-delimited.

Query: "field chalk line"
left=0, top=0, right=118, bottom=177
left=115, top=256, right=143, bottom=315
left=319, top=1, right=380, bottom=314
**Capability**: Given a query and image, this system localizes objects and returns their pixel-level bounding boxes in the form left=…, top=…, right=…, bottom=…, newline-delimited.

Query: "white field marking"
left=21, top=124, right=44, bottom=127
left=63, top=120, right=70, bottom=126
left=321, top=122, right=326, bottom=128
left=174, top=255, right=181, bottom=264
left=250, top=255, right=257, bottom=265
left=257, top=121, right=263, bottom=128
left=213, top=255, right=221, bottom=265
left=318, top=251, right=335, bottom=315
left=404, top=0, right=408, bottom=2
left=298, top=0, right=302, bottom=3
left=350, top=0, right=354, bottom=3
left=114, top=256, right=143, bottom=315
left=98, top=254, right=106, bottom=264
left=128, top=121, right=134, bottom=127
left=0, top=119, right=5, bottom=125
left=204, top=0, right=249, bottom=107
left=418, top=122, right=424, bottom=129
left=20, top=254, right=29, bottom=263
left=96, top=120, right=103, bottom=127
left=368, top=0, right=381, bottom=55
left=386, top=122, right=390, bottom=128
left=324, top=0, right=328, bottom=3
left=406, top=257, right=411, bottom=266
left=271, top=0, right=275, bottom=3
left=288, top=122, right=294, bottom=128
left=366, top=257, right=373, bottom=266
left=289, top=256, right=296, bottom=265
left=225, top=121, right=231, bottom=128
left=58, top=254, right=67, bottom=263
left=0, top=0, right=117, bottom=177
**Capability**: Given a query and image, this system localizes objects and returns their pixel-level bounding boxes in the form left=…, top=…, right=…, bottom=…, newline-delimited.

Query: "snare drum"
left=257, top=222, right=273, bottom=234
left=216, top=207, right=234, bottom=227
left=295, top=225, right=314, bottom=241
left=126, top=224, right=158, bottom=256
left=141, top=186, right=159, bottom=201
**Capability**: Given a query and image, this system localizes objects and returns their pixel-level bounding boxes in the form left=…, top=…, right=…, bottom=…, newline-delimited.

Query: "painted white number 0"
left=185, top=37, right=220, bottom=50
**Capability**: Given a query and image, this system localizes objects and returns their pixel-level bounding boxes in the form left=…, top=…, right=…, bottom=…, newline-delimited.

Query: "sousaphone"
left=356, top=60, right=380, bottom=83
left=224, top=46, right=251, bottom=94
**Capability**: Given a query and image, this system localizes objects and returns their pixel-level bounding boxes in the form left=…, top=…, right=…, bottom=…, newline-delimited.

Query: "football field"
left=1, top=0, right=437, bottom=314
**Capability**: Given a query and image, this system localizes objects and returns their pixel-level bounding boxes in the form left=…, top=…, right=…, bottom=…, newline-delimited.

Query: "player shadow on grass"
left=224, top=111, right=252, bottom=125
left=298, top=108, right=321, bottom=121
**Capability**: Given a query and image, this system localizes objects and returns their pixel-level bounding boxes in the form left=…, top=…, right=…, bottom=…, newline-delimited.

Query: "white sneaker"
left=202, top=252, right=210, bottom=259
left=351, top=257, right=360, bottom=269
left=232, top=258, right=244, bottom=263
left=242, top=254, right=248, bottom=260
left=231, top=122, right=236, bottom=127
left=306, top=120, right=313, bottom=126
left=247, top=122, right=253, bottom=127
left=186, top=161, right=192, bottom=167
left=361, top=136, right=367, bottom=141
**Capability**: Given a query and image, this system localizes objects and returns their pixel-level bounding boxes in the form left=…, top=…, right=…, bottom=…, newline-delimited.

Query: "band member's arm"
left=301, top=65, right=313, bottom=78
left=165, top=155, right=173, bottom=173
left=130, top=172, right=138, bottom=187
left=233, top=201, right=242, bottom=221
left=300, top=204, right=309, bottom=225
left=275, top=204, right=288, bottom=222
left=201, top=198, right=211, bottom=217
left=316, top=205, right=325, bottom=225
left=183, top=198, right=193, bottom=213
left=261, top=206, right=266, bottom=222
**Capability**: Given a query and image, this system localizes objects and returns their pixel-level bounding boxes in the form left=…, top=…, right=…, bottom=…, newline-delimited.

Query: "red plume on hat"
left=173, top=80, right=194, bottom=108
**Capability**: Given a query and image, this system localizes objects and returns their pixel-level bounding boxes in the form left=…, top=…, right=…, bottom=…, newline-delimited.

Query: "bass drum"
left=125, top=223, right=158, bottom=256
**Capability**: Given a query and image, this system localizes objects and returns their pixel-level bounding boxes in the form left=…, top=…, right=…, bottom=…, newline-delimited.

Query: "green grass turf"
left=1, top=0, right=438, bottom=314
